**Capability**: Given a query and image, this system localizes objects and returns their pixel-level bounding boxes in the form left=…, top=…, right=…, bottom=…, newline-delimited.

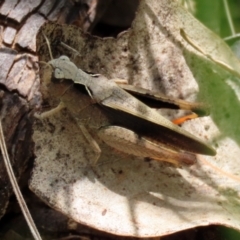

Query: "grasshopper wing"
left=98, top=84, right=216, bottom=156
left=118, top=84, right=208, bottom=116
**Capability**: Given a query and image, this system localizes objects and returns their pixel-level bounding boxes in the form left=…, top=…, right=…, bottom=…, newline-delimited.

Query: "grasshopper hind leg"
left=98, top=126, right=197, bottom=166
left=78, top=124, right=101, bottom=165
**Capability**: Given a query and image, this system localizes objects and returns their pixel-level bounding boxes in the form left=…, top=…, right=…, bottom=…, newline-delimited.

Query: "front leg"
left=35, top=102, right=102, bottom=165
left=34, top=101, right=66, bottom=119
left=98, top=126, right=196, bottom=166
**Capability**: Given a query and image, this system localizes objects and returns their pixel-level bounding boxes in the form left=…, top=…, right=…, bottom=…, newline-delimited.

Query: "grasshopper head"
left=48, top=56, right=78, bottom=80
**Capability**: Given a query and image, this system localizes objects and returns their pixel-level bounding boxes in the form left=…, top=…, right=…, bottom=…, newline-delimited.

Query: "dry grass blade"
left=0, top=119, right=42, bottom=240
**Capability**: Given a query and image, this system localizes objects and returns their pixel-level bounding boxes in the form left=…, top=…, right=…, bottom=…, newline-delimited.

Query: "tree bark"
left=0, top=0, right=138, bottom=237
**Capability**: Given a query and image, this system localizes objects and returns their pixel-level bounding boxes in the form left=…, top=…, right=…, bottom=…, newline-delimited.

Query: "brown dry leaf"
left=30, top=0, right=240, bottom=237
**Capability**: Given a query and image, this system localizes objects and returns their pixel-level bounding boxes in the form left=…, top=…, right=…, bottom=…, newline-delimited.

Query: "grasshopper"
left=38, top=54, right=216, bottom=166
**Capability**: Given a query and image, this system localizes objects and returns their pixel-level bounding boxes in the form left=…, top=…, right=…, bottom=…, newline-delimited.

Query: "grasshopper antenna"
left=60, top=41, right=80, bottom=60
left=36, top=33, right=53, bottom=68
left=42, top=32, right=53, bottom=60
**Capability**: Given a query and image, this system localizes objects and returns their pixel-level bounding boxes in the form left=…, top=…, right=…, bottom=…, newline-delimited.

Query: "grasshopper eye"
left=59, top=55, right=70, bottom=61
left=54, top=68, right=64, bottom=79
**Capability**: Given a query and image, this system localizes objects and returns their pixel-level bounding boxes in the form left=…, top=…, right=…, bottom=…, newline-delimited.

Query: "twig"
left=0, top=119, right=42, bottom=240
left=223, top=0, right=235, bottom=36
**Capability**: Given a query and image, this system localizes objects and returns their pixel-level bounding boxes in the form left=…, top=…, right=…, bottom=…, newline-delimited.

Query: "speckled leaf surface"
left=30, top=0, right=240, bottom=237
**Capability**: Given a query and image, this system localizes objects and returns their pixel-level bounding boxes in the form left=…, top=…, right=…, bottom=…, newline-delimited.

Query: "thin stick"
left=0, top=119, right=42, bottom=240
left=223, top=0, right=235, bottom=36
left=224, top=33, right=240, bottom=41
